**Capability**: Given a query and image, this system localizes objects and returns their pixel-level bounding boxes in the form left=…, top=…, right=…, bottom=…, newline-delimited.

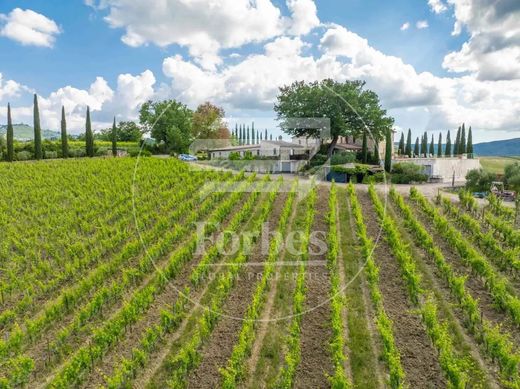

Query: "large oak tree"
left=274, top=79, right=394, bottom=157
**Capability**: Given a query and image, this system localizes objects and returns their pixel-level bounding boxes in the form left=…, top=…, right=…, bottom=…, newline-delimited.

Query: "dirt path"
left=357, top=190, right=446, bottom=388
left=293, top=186, right=334, bottom=388
left=184, top=193, right=288, bottom=388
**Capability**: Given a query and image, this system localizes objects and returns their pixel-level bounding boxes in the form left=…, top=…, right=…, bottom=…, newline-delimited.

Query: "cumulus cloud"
left=2, top=70, right=157, bottom=132
left=416, top=20, right=429, bottom=29
left=400, top=22, right=410, bottom=31
left=0, top=8, right=61, bottom=47
left=428, top=0, right=448, bottom=14
left=443, top=0, right=520, bottom=81
left=160, top=23, right=520, bottom=133
left=286, top=0, right=320, bottom=35
left=86, top=0, right=319, bottom=70
left=0, top=74, right=28, bottom=102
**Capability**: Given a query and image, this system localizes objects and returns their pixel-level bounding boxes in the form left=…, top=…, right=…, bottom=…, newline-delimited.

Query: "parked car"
left=179, top=154, right=198, bottom=161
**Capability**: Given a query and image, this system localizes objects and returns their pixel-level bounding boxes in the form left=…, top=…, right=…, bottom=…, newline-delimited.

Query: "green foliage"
left=385, top=128, right=392, bottom=172
left=465, top=169, right=495, bottom=192
left=139, top=99, right=193, bottom=153
left=446, top=131, right=452, bottom=157
left=61, top=106, right=68, bottom=159
left=33, top=94, right=42, bottom=160
left=6, top=103, right=14, bottom=162
left=437, top=133, right=442, bottom=157
left=398, top=132, right=405, bottom=155
left=85, top=106, right=95, bottom=157
left=111, top=117, right=117, bottom=156
left=274, top=79, right=393, bottom=156
left=331, top=151, right=356, bottom=165
left=467, top=126, right=473, bottom=156
left=414, top=137, right=419, bottom=157
left=347, top=184, right=405, bottom=388
left=391, top=162, right=428, bottom=184
left=405, top=129, right=412, bottom=157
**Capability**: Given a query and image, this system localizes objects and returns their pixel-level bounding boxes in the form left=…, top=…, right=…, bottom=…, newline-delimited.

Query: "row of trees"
left=231, top=123, right=273, bottom=145
left=3, top=94, right=118, bottom=162
left=396, top=124, right=474, bottom=158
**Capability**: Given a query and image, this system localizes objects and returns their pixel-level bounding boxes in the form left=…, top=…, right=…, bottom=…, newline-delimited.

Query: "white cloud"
left=86, top=0, right=319, bottom=70
left=0, top=74, right=27, bottom=102
left=286, top=0, right=320, bottom=35
left=400, top=22, right=410, bottom=31
left=442, top=0, right=520, bottom=81
left=428, top=0, right=448, bottom=14
left=416, top=20, right=429, bottom=29
left=160, top=23, right=520, bottom=135
left=2, top=70, right=157, bottom=132
left=0, top=8, right=61, bottom=47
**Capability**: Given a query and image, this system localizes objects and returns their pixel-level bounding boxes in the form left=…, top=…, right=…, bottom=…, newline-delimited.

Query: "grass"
left=479, top=156, right=520, bottom=175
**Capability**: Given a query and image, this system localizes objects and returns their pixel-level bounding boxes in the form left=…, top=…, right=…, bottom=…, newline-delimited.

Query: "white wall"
left=392, top=157, right=481, bottom=183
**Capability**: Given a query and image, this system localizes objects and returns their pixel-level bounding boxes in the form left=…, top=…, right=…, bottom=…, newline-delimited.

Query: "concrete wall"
left=392, top=157, right=481, bottom=183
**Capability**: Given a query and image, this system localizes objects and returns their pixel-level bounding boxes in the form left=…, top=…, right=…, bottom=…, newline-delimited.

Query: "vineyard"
left=1, top=157, right=520, bottom=388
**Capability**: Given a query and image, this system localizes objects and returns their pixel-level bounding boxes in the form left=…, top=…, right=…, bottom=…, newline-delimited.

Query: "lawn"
left=479, top=156, right=520, bottom=175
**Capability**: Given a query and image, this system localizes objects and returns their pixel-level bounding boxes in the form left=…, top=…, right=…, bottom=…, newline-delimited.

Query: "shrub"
left=70, top=149, right=87, bottom=158
left=330, top=151, right=356, bottom=165
left=465, top=169, right=495, bottom=192
left=128, top=148, right=151, bottom=157
left=309, top=153, right=328, bottom=167
left=229, top=152, right=241, bottom=160
left=391, top=162, right=428, bottom=184
left=44, top=151, right=58, bottom=159
left=16, top=151, right=32, bottom=161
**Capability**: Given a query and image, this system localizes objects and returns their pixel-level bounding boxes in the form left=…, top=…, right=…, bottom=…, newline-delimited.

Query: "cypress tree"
left=33, top=94, right=42, bottom=160
left=85, top=106, right=94, bottom=157
left=265, top=129, right=268, bottom=140
left=385, top=129, right=392, bottom=172
left=467, top=126, right=473, bottom=157
left=260, top=131, right=263, bottom=141
left=111, top=117, right=117, bottom=157
left=414, top=137, right=420, bottom=157
left=460, top=123, right=466, bottom=154
left=405, top=129, right=412, bottom=157
left=246, top=126, right=250, bottom=145
left=270, top=134, right=272, bottom=141
left=234, top=123, right=238, bottom=139
left=251, top=122, right=255, bottom=144
left=420, top=131, right=427, bottom=157
left=429, top=135, right=435, bottom=156
left=398, top=132, right=405, bottom=155
left=256, top=130, right=260, bottom=144
left=61, top=106, right=69, bottom=159
left=455, top=127, right=461, bottom=156
left=437, top=133, right=442, bottom=157
left=6, top=103, right=14, bottom=162
left=239, top=125, right=243, bottom=145
left=446, top=131, right=452, bottom=157
left=361, top=130, right=368, bottom=163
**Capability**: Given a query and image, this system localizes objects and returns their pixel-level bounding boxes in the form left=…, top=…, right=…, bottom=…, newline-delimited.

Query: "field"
left=480, top=156, right=520, bottom=175
left=0, top=157, right=519, bottom=388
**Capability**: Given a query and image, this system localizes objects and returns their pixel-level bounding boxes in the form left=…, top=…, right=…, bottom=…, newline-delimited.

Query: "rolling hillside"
left=0, top=123, right=60, bottom=140
left=474, top=138, right=520, bottom=156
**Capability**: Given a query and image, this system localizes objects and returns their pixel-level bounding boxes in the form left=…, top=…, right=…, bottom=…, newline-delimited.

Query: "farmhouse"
left=209, top=140, right=310, bottom=173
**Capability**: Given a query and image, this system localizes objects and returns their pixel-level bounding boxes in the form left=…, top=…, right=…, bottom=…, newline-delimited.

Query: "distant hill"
left=0, top=123, right=60, bottom=141
left=473, top=138, right=520, bottom=156
left=394, top=137, right=520, bottom=157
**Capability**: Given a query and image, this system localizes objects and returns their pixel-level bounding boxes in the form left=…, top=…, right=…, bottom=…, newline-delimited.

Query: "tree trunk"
left=328, top=135, right=339, bottom=159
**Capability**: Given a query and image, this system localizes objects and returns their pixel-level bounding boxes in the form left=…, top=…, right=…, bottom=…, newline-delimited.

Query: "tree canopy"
left=139, top=100, right=193, bottom=153
left=274, top=79, right=394, bottom=156
left=97, top=121, right=143, bottom=142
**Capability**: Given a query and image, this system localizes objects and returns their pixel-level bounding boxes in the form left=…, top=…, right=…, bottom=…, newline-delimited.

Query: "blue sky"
left=0, top=0, right=519, bottom=143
